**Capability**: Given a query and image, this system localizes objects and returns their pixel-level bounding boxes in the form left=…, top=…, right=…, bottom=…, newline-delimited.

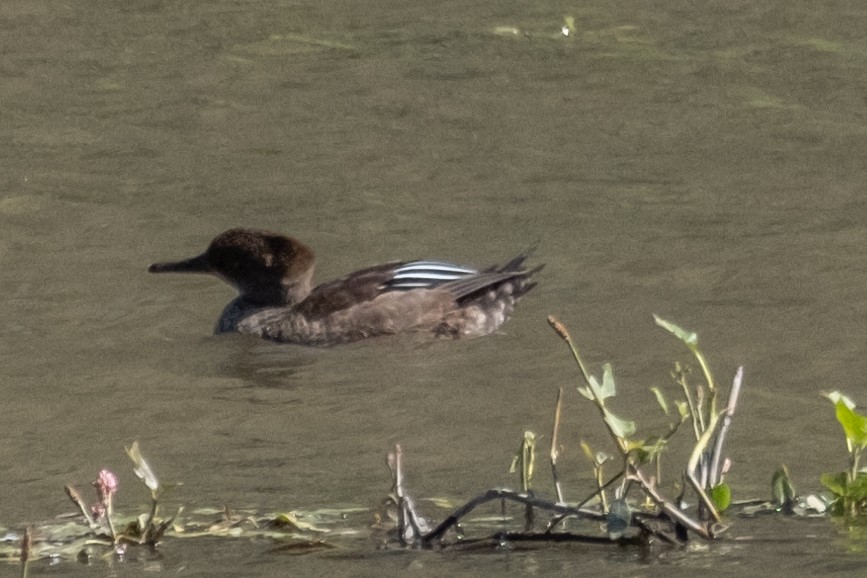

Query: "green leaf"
left=125, top=441, right=160, bottom=492
left=510, top=431, right=536, bottom=491
left=629, top=447, right=650, bottom=464
left=583, top=364, right=617, bottom=403
left=628, top=437, right=665, bottom=464
left=580, top=440, right=595, bottom=463
left=653, top=315, right=698, bottom=347
left=850, top=473, right=867, bottom=499
left=603, top=408, right=636, bottom=439
left=675, top=400, right=690, bottom=420
left=636, top=436, right=667, bottom=460
left=825, top=390, right=856, bottom=410
left=650, top=387, right=669, bottom=415
left=599, top=363, right=617, bottom=400
left=709, top=483, right=731, bottom=512
left=576, top=385, right=594, bottom=401
left=834, top=399, right=867, bottom=450
left=820, top=472, right=847, bottom=496
left=771, top=466, right=797, bottom=506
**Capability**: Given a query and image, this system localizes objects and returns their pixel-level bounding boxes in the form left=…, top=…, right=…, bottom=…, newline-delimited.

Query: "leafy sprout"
left=820, top=392, right=867, bottom=517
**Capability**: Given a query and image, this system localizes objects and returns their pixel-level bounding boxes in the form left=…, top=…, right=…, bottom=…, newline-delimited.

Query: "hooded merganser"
left=148, top=228, right=543, bottom=346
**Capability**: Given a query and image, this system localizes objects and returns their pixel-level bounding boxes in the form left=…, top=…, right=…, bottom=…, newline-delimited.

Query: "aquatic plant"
left=63, top=441, right=179, bottom=556
left=19, top=527, right=31, bottom=578
left=9, top=443, right=345, bottom=569
left=821, top=392, right=867, bottom=518
left=546, top=314, right=741, bottom=535
left=384, top=315, right=744, bottom=547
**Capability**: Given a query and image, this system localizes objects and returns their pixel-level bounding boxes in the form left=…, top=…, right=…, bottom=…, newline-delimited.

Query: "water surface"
left=2, top=0, right=867, bottom=575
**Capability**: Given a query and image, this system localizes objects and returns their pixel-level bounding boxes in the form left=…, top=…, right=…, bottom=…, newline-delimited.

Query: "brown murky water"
left=2, top=0, right=867, bottom=575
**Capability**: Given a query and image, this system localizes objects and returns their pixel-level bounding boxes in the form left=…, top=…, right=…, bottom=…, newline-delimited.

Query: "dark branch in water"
left=387, top=444, right=728, bottom=548
left=422, top=488, right=606, bottom=546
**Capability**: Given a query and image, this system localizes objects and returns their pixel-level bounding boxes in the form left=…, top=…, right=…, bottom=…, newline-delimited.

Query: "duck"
left=148, top=228, right=542, bottom=346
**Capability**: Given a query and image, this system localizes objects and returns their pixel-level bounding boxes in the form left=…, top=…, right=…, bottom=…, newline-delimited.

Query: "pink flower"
left=95, top=469, right=118, bottom=499
left=92, top=469, right=119, bottom=519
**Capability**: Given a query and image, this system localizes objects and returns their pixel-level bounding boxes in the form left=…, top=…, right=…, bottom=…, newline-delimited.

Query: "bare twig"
left=680, top=368, right=745, bottom=522
left=683, top=418, right=723, bottom=523
left=579, top=469, right=622, bottom=511
left=695, top=384, right=707, bottom=433
left=685, top=469, right=721, bottom=523
left=387, top=445, right=428, bottom=545
left=628, top=465, right=714, bottom=540
left=709, top=367, right=743, bottom=487
left=64, top=485, right=99, bottom=532
left=546, top=470, right=623, bottom=533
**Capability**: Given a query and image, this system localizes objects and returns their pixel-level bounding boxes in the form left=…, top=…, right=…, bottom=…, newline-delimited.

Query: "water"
left=2, top=0, right=867, bottom=575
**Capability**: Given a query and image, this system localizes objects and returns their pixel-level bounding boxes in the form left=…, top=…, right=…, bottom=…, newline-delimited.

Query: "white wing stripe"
left=386, top=260, right=480, bottom=290
left=394, top=261, right=478, bottom=275
left=387, top=281, right=435, bottom=288
left=393, top=271, right=471, bottom=281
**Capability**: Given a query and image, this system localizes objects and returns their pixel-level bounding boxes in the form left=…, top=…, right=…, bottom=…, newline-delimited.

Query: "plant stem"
left=388, top=444, right=427, bottom=544
left=675, top=367, right=701, bottom=441
left=547, top=316, right=591, bottom=383
left=629, top=465, right=715, bottom=540
left=143, top=496, right=159, bottom=544
left=64, top=485, right=99, bottom=532
left=550, top=388, right=565, bottom=504
left=709, top=366, right=743, bottom=487
left=20, top=527, right=31, bottom=578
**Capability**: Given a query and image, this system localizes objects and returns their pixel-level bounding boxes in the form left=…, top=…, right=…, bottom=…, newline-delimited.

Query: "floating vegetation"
left=1, top=443, right=359, bottom=570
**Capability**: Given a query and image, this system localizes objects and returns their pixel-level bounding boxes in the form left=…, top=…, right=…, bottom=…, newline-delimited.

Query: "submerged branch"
left=546, top=470, right=624, bottom=533
left=422, top=489, right=605, bottom=546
